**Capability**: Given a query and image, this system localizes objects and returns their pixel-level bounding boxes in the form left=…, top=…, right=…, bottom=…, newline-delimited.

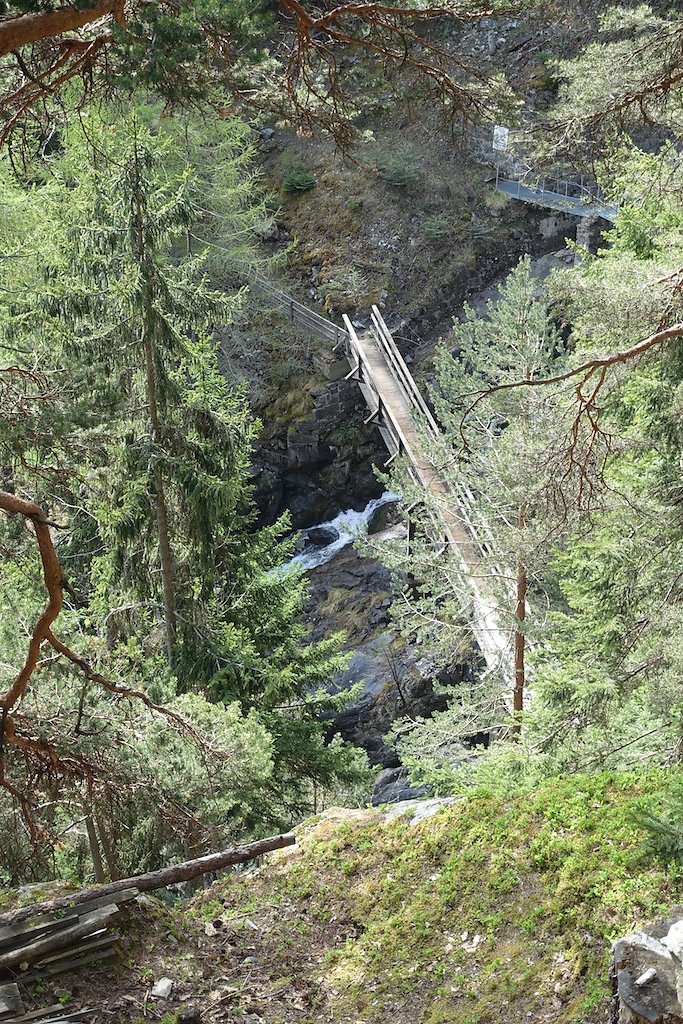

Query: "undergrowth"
left=206, top=771, right=683, bottom=1024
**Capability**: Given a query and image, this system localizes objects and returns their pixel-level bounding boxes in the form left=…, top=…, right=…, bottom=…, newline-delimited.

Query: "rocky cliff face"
left=252, top=374, right=384, bottom=529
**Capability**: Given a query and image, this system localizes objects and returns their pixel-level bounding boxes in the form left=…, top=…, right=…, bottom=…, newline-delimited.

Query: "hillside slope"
left=28, top=771, right=683, bottom=1024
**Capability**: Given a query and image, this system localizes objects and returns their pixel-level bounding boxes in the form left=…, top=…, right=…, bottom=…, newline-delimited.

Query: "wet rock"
left=286, top=483, right=330, bottom=528
left=367, top=499, right=394, bottom=535
left=372, top=766, right=431, bottom=805
left=177, top=1005, right=202, bottom=1023
left=307, top=525, right=339, bottom=546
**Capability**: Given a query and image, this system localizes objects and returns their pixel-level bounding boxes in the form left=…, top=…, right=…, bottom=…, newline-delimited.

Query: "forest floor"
left=12, top=771, right=683, bottom=1024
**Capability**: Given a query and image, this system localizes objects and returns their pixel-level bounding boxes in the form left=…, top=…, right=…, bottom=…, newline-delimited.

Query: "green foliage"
left=374, top=148, right=422, bottom=188
left=421, top=216, right=451, bottom=241
left=632, top=781, right=683, bottom=866
left=281, top=167, right=318, bottom=193
left=0, top=106, right=369, bottom=882
left=545, top=5, right=683, bottom=146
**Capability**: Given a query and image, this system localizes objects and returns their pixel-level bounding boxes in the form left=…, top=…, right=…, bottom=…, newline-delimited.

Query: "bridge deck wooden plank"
left=354, top=330, right=513, bottom=680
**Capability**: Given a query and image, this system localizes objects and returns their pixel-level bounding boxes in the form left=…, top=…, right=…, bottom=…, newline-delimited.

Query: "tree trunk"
left=132, top=164, right=177, bottom=665
left=140, top=288, right=176, bottom=663
left=0, top=832, right=296, bottom=927
left=512, top=505, right=527, bottom=733
left=83, top=807, right=106, bottom=884
left=513, top=563, right=527, bottom=726
left=94, top=809, right=118, bottom=881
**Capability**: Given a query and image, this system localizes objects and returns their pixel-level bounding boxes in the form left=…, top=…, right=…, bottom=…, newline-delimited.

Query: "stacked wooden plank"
left=0, top=888, right=138, bottom=1024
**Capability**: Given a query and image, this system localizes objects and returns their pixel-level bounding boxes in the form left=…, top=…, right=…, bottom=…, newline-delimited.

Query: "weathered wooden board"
left=36, top=932, right=119, bottom=968
left=0, top=982, right=24, bottom=1018
left=0, top=908, right=118, bottom=971
left=19, top=946, right=117, bottom=982
left=6, top=1010, right=98, bottom=1024
left=35, top=1012, right=99, bottom=1024
left=0, top=890, right=138, bottom=950
left=3, top=1004, right=63, bottom=1023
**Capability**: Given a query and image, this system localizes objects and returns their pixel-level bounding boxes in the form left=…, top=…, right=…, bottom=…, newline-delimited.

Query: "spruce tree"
left=0, top=109, right=369, bottom=876
left=378, top=258, right=573, bottom=769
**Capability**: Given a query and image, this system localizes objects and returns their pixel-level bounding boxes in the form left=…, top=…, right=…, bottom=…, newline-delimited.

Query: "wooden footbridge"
left=248, top=166, right=624, bottom=697
left=250, top=274, right=513, bottom=686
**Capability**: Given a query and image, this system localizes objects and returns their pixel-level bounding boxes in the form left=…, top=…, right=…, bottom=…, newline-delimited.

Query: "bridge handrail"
left=248, top=272, right=349, bottom=348
left=370, top=306, right=441, bottom=441
left=368, top=310, right=508, bottom=572
left=342, top=314, right=421, bottom=469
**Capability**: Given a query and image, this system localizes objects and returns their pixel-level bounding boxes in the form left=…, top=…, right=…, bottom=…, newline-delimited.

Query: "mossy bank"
left=54, top=770, right=683, bottom=1024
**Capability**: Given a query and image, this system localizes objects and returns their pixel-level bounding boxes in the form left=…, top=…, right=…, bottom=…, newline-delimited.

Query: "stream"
left=285, top=491, right=398, bottom=571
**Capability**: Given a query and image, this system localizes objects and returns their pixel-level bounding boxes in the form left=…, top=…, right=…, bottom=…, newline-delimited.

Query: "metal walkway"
left=495, top=175, right=618, bottom=221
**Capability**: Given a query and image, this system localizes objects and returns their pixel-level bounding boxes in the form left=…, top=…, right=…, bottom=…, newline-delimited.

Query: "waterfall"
left=284, top=492, right=398, bottom=571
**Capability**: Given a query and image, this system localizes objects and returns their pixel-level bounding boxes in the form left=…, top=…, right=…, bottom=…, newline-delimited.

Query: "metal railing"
left=494, top=171, right=618, bottom=219
left=340, top=313, right=416, bottom=467
left=369, top=306, right=441, bottom=441
left=248, top=273, right=349, bottom=349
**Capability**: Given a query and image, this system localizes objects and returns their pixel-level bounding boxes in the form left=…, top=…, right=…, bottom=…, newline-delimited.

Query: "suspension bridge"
left=250, top=274, right=513, bottom=689
left=249, top=171, right=618, bottom=700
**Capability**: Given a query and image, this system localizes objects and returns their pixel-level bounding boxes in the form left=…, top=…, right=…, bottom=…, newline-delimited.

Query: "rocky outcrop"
left=371, top=765, right=430, bottom=805
left=306, top=545, right=469, bottom=769
left=253, top=376, right=384, bottom=529
left=611, top=917, right=683, bottom=1023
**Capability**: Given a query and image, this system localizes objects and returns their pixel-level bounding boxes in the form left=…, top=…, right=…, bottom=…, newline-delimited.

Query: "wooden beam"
left=0, top=907, right=118, bottom=970
left=0, top=890, right=138, bottom=950
left=0, top=833, right=295, bottom=928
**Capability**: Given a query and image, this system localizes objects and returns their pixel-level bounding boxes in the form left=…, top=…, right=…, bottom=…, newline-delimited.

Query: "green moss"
left=205, top=771, right=683, bottom=1023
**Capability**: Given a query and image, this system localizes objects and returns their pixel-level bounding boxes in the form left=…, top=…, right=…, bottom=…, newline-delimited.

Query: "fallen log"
left=0, top=833, right=296, bottom=928
left=0, top=889, right=139, bottom=949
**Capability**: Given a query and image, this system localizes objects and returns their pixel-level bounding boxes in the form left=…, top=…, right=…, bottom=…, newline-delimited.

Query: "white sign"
left=492, top=126, right=510, bottom=152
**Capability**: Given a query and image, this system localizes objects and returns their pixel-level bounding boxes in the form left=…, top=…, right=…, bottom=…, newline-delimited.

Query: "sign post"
left=492, top=125, right=510, bottom=188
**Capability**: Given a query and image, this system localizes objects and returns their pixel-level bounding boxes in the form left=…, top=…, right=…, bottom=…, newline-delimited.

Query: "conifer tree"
left=377, top=258, right=574, bottom=768
left=0, top=110, right=368, bottom=875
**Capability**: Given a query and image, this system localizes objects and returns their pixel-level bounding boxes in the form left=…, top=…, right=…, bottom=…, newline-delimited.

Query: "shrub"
left=282, top=167, right=317, bottom=193
left=375, top=148, right=422, bottom=188
left=632, top=782, right=683, bottom=864
left=422, top=216, right=452, bottom=241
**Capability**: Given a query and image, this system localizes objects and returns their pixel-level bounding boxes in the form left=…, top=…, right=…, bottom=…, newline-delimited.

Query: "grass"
left=198, top=770, right=683, bottom=1024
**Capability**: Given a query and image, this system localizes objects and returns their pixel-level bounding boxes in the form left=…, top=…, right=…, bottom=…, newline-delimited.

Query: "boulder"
left=306, top=525, right=339, bottom=546
left=611, top=918, right=683, bottom=1023
left=371, top=766, right=431, bottom=805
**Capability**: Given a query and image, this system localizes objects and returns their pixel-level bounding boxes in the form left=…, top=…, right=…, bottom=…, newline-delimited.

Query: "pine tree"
left=377, top=258, right=575, bottom=769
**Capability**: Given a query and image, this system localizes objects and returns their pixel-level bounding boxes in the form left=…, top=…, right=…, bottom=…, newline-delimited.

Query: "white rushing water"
left=285, top=492, right=399, bottom=571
